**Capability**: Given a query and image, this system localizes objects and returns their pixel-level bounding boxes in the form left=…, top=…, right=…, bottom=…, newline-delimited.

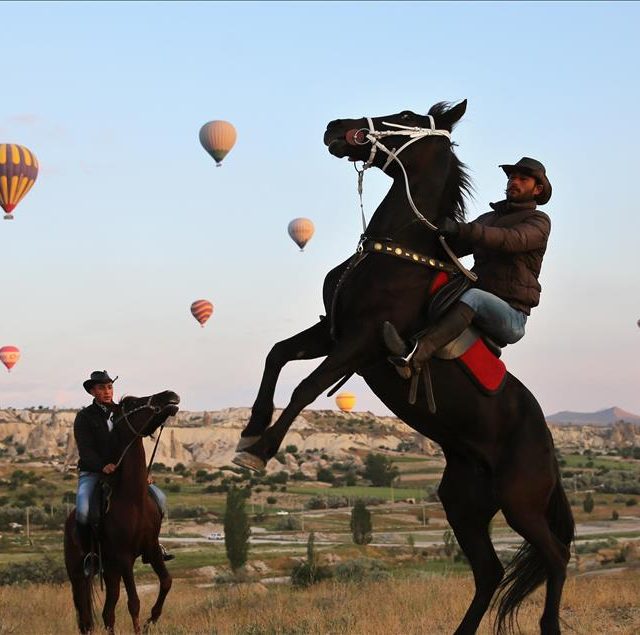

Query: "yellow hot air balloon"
left=0, top=144, right=39, bottom=220
left=0, top=346, right=20, bottom=372
left=199, top=121, right=237, bottom=166
left=191, top=300, right=214, bottom=327
left=288, top=218, right=315, bottom=251
left=335, top=392, right=356, bottom=412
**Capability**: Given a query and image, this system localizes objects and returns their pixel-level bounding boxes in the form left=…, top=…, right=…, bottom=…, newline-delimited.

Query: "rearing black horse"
left=235, top=101, right=574, bottom=634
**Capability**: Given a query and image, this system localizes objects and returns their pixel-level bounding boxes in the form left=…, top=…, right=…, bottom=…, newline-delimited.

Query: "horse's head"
left=323, top=101, right=467, bottom=175
left=112, top=390, right=180, bottom=440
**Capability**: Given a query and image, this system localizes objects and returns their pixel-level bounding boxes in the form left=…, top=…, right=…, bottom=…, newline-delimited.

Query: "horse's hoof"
left=232, top=452, right=266, bottom=473
left=235, top=435, right=261, bottom=452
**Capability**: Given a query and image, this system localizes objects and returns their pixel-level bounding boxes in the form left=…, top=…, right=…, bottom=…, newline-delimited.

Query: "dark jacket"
left=74, top=401, right=114, bottom=473
left=454, top=199, right=551, bottom=315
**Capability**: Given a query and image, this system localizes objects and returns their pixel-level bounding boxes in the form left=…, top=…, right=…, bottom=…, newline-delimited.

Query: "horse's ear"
left=437, top=99, right=467, bottom=130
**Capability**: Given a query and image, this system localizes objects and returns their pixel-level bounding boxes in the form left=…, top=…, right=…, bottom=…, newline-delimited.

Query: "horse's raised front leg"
left=143, top=545, right=172, bottom=632
left=102, top=565, right=121, bottom=634
left=121, top=561, right=142, bottom=634
left=237, top=330, right=372, bottom=470
left=241, top=319, right=332, bottom=440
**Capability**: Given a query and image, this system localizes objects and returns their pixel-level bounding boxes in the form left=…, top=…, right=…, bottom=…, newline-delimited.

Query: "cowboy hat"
left=83, top=370, right=118, bottom=394
left=500, top=157, right=552, bottom=205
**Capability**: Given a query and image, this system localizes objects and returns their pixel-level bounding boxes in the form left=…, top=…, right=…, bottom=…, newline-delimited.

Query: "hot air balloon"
left=288, top=218, right=315, bottom=251
left=191, top=300, right=214, bottom=327
left=199, top=121, right=237, bottom=166
left=335, top=392, right=356, bottom=413
left=0, top=144, right=38, bottom=220
left=0, top=346, right=20, bottom=372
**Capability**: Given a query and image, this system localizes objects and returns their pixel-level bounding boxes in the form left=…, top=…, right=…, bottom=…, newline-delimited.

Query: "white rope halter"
left=352, top=115, right=477, bottom=281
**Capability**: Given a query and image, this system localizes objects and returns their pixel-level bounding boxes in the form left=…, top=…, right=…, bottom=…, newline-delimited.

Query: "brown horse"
left=235, top=102, right=574, bottom=634
left=64, top=390, right=180, bottom=634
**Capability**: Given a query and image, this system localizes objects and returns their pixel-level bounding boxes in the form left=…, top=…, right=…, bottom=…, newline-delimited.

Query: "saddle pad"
left=456, top=338, right=507, bottom=395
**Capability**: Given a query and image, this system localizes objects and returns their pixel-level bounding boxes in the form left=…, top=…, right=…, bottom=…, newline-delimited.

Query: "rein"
left=349, top=115, right=477, bottom=282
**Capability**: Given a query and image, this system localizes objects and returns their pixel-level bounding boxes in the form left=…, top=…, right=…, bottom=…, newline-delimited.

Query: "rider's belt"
left=361, top=239, right=457, bottom=273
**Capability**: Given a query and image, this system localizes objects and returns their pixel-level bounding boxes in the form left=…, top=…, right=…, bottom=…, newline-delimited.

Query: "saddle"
left=428, top=273, right=507, bottom=395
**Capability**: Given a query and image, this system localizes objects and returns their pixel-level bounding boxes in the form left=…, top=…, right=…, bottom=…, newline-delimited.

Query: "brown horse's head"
left=113, top=390, right=180, bottom=439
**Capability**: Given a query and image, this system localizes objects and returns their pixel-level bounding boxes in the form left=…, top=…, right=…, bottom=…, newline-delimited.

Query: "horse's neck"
left=116, top=439, right=147, bottom=502
left=366, top=177, right=442, bottom=251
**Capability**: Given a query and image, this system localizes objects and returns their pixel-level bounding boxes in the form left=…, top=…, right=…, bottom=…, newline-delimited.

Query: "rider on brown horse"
left=384, top=157, right=552, bottom=373
left=74, top=370, right=174, bottom=575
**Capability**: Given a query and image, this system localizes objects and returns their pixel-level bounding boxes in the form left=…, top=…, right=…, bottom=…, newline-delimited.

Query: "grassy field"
left=0, top=570, right=639, bottom=634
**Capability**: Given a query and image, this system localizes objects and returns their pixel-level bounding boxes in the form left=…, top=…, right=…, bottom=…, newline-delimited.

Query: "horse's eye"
left=400, top=112, right=412, bottom=120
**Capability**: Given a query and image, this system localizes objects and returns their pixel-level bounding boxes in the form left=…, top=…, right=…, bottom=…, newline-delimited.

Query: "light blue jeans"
left=76, top=471, right=167, bottom=524
left=460, top=288, right=527, bottom=347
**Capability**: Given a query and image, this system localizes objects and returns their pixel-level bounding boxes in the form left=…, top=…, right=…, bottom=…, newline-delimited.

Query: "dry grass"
left=0, top=570, right=639, bottom=634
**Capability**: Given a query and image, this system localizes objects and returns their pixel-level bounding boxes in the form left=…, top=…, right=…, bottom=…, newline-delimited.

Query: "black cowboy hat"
left=500, top=157, right=552, bottom=205
left=83, top=370, right=118, bottom=394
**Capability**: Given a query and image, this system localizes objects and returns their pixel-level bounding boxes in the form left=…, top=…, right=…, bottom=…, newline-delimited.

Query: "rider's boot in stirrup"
left=76, top=522, right=99, bottom=577
left=383, top=302, right=476, bottom=376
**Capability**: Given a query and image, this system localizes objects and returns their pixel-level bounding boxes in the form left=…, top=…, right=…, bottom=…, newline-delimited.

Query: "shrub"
left=165, top=483, right=181, bottom=493
left=0, top=556, right=67, bottom=585
left=364, top=453, right=399, bottom=487
left=171, top=505, right=207, bottom=519
left=285, top=445, right=298, bottom=454
left=306, top=496, right=327, bottom=510
left=173, top=463, right=186, bottom=473
left=583, top=493, right=595, bottom=513
left=612, top=510, right=619, bottom=520
left=276, top=515, right=301, bottom=531
left=317, top=468, right=335, bottom=484
left=334, top=558, right=390, bottom=583
left=266, top=496, right=277, bottom=505
left=224, top=487, right=250, bottom=572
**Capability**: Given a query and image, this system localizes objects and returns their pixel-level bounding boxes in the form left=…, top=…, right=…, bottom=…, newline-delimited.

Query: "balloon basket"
left=4, top=214, right=14, bottom=220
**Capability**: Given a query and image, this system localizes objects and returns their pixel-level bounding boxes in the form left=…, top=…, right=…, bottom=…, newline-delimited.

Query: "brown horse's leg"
left=143, top=547, right=172, bottom=630
left=242, top=320, right=332, bottom=438
left=122, top=562, right=142, bottom=634
left=64, top=517, right=94, bottom=634
left=102, top=565, right=121, bottom=634
left=439, top=454, right=503, bottom=635
left=244, top=332, right=371, bottom=462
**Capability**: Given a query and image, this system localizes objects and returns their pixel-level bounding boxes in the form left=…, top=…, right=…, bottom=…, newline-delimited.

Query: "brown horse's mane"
left=428, top=101, right=474, bottom=223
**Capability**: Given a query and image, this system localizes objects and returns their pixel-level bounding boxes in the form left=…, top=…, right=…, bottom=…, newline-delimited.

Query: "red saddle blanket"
left=429, top=271, right=507, bottom=395
left=456, top=338, right=507, bottom=395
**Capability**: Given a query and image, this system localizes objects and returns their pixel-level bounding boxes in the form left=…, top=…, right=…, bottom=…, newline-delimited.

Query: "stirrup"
left=388, top=339, right=419, bottom=368
left=83, top=552, right=99, bottom=578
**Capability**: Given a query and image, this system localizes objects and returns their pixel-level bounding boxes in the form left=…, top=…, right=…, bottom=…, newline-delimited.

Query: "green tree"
left=364, top=453, right=399, bottom=487
left=223, top=487, right=251, bottom=572
left=583, top=492, right=595, bottom=514
left=350, top=499, right=372, bottom=545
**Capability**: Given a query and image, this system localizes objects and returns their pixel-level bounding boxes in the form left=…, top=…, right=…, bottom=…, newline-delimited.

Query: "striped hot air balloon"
left=0, top=144, right=39, bottom=220
left=335, top=392, right=356, bottom=412
left=0, top=346, right=20, bottom=372
left=191, top=300, right=214, bottom=327
left=199, top=121, right=237, bottom=166
left=288, top=218, right=315, bottom=251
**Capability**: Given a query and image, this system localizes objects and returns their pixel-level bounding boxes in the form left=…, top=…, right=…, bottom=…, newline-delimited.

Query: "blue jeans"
left=460, top=288, right=527, bottom=346
left=76, top=472, right=167, bottom=524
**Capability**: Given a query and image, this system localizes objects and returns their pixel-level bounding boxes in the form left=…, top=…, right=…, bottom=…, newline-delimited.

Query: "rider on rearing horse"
left=74, top=370, right=174, bottom=575
left=384, top=157, right=552, bottom=374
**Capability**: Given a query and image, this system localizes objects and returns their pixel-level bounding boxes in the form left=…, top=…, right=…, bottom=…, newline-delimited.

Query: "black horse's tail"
left=493, top=464, right=575, bottom=634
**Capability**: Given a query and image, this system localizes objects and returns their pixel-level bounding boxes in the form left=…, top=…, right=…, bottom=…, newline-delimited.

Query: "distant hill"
left=546, top=407, right=640, bottom=426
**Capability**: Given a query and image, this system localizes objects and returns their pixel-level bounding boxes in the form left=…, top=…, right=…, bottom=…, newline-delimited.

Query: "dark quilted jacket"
left=74, top=402, right=114, bottom=472
left=455, top=199, right=551, bottom=315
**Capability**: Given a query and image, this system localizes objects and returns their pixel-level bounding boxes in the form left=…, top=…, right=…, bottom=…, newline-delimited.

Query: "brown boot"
left=384, top=302, right=475, bottom=376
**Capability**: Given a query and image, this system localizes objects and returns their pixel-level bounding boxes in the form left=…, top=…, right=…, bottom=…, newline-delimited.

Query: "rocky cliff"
left=0, top=407, right=638, bottom=469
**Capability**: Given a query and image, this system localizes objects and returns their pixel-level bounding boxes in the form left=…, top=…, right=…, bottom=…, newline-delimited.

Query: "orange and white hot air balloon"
left=335, top=392, right=356, bottom=413
left=0, top=144, right=39, bottom=220
left=0, top=346, right=20, bottom=372
left=199, top=121, right=237, bottom=166
left=191, top=300, right=214, bottom=327
left=288, top=218, right=315, bottom=251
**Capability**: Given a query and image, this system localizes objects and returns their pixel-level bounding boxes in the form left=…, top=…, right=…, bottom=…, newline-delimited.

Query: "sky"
left=0, top=1, right=639, bottom=417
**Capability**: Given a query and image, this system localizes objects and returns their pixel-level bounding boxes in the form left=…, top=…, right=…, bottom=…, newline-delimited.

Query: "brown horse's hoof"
left=235, top=435, right=261, bottom=452
left=232, top=452, right=266, bottom=473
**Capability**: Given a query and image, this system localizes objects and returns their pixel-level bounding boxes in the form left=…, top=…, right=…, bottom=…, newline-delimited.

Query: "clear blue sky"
left=1, top=2, right=639, bottom=416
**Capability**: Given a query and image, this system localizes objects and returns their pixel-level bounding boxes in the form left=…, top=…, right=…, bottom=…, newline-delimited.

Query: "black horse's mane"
left=428, top=101, right=474, bottom=223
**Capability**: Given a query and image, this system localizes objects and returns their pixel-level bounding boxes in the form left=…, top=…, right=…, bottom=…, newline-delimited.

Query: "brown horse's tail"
left=64, top=513, right=98, bottom=634
left=493, top=462, right=575, bottom=634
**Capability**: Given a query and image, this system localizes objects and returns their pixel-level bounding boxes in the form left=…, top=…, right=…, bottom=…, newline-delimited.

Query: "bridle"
left=347, top=115, right=477, bottom=282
